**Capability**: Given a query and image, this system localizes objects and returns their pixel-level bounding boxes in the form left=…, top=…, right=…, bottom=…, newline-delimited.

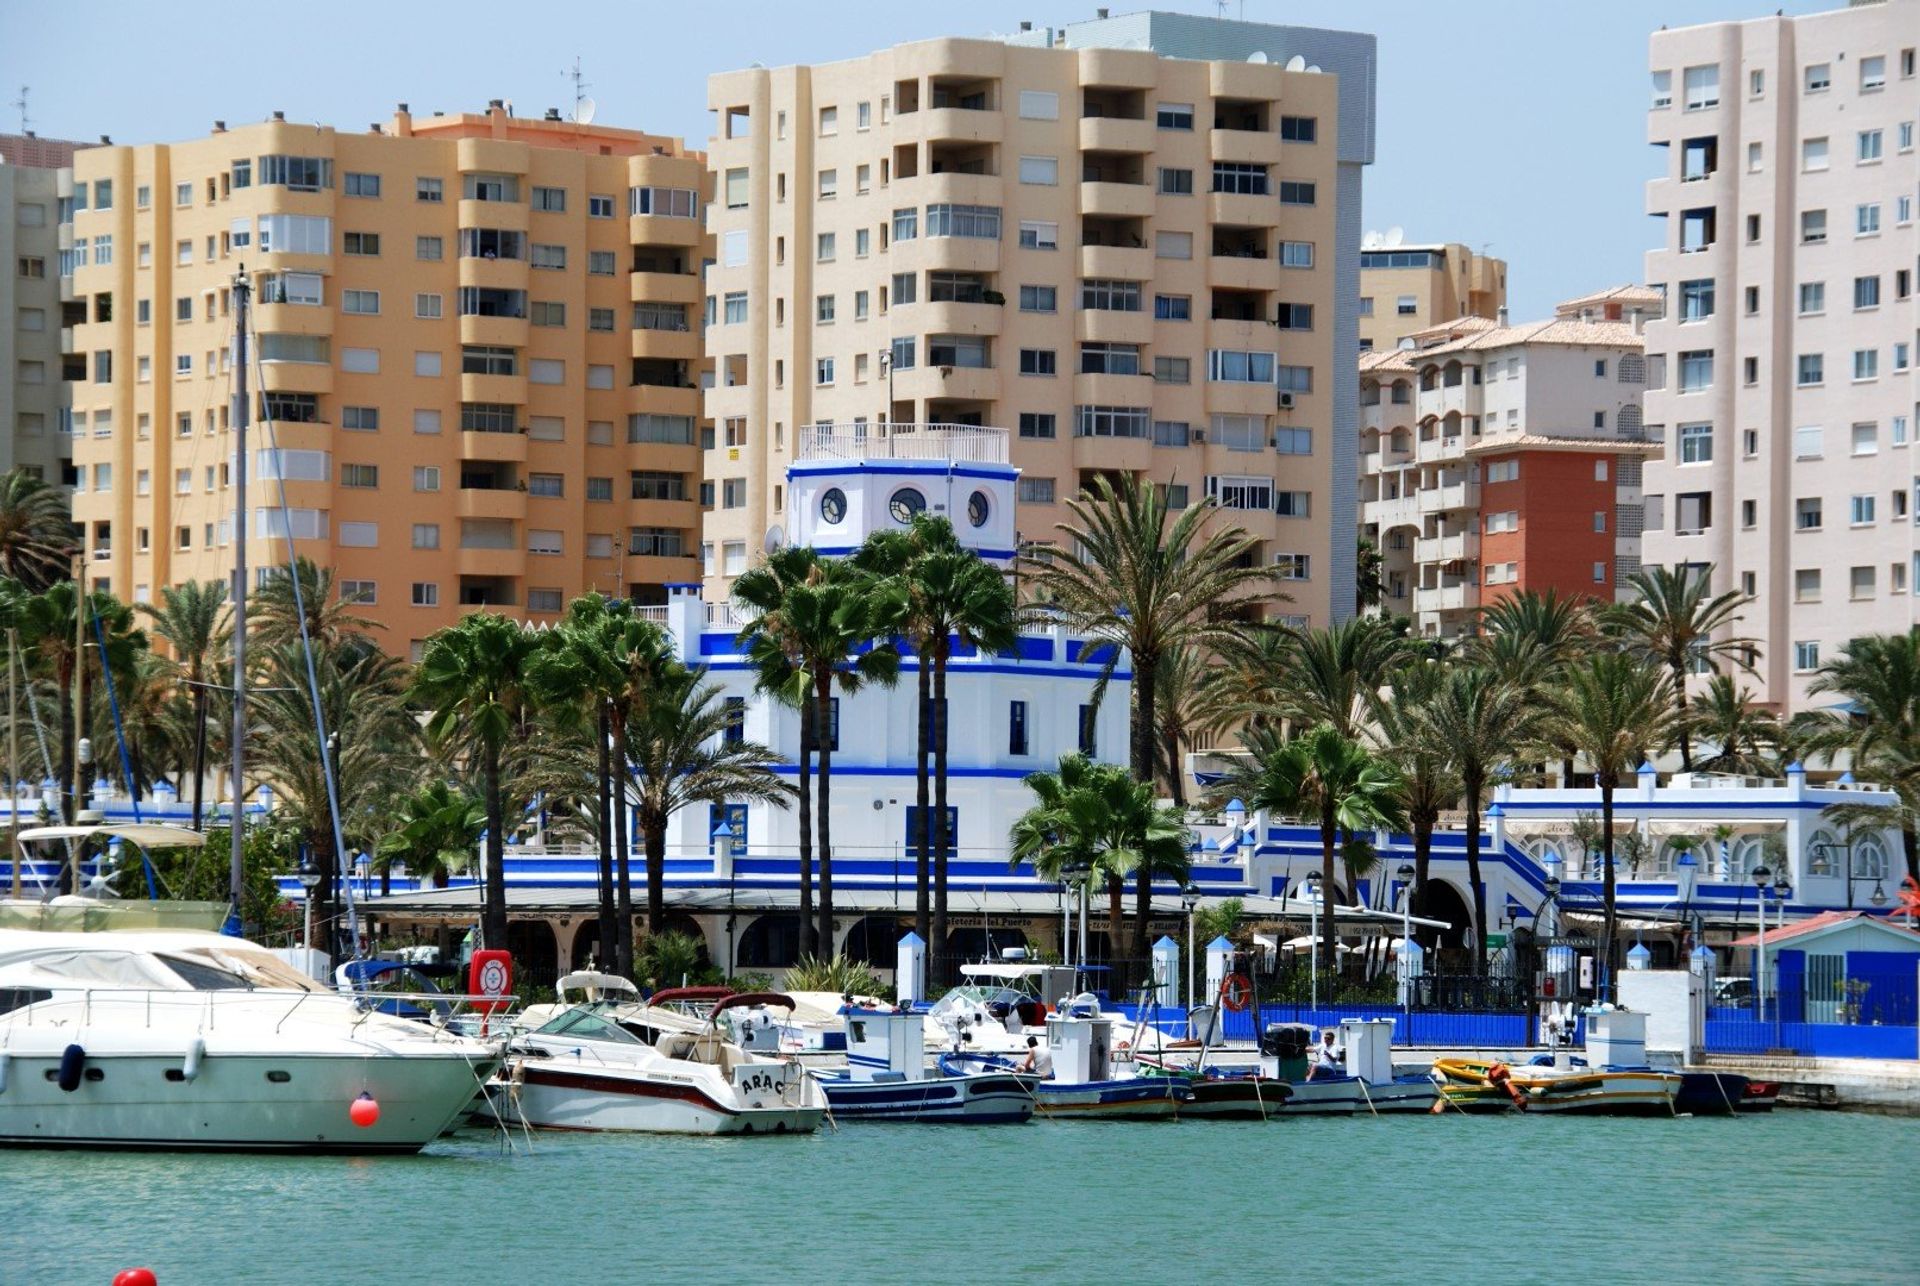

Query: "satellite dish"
left=1385, top=226, right=1405, bottom=248
left=575, top=96, right=597, bottom=125
left=1305, top=65, right=1322, bottom=75
left=503, top=99, right=515, bottom=117
left=1247, top=51, right=1269, bottom=64
left=763, top=524, right=786, bottom=554
left=1361, top=230, right=1382, bottom=250
left=1284, top=54, right=1307, bottom=72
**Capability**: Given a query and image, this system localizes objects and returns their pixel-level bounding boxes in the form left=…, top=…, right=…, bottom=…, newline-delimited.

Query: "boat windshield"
left=536, top=1006, right=644, bottom=1045
left=156, top=954, right=255, bottom=991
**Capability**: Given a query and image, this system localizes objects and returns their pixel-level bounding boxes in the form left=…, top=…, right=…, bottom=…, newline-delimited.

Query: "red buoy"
left=349, top=1092, right=380, bottom=1128
left=113, top=1269, right=158, bottom=1286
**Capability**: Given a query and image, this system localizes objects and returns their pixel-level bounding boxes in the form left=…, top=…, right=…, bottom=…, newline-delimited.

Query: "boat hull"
left=1673, top=1071, right=1753, bottom=1116
left=1516, top=1070, right=1680, bottom=1115
left=1278, top=1077, right=1363, bottom=1115
left=0, top=1051, right=495, bottom=1153
left=503, top=1063, right=823, bottom=1135
left=820, top=1072, right=1038, bottom=1123
left=1356, top=1076, right=1441, bottom=1113
left=1173, top=1075, right=1291, bottom=1119
left=1035, top=1078, right=1189, bottom=1119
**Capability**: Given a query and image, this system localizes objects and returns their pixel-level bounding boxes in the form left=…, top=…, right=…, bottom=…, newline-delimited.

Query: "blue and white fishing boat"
left=1030, top=1003, right=1191, bottom=1119
left=815, top=1009, right=1039, bottom=1123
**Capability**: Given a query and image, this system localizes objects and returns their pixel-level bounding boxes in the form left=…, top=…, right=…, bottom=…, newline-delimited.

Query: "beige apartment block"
left=1644, top=0, right=1920, bottom=712
left=704, top=12, right=1378, bottom=626
left=3, top=132, right=96, bottom=485
left=1358, top=237, right=1506, bottom=352
left=1359, top=288, right=1661, bottom=637
left=63, top=103, right=706, bottom=654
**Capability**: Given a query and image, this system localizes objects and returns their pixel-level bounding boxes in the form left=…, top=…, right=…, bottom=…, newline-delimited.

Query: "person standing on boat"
left=1306, top=1029, right=1343, bottom=1080
left=1019, top=1035, right=1052, bottom=1077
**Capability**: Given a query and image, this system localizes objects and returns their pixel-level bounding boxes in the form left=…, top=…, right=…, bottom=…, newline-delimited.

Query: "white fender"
left=183, top=1036, right=206, bottom=1082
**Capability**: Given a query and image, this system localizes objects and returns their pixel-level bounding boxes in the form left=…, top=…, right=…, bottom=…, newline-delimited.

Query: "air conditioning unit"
left=1193, top=428, right=1207, bottom=443
left=1277, top=391, right=1296, bottom=410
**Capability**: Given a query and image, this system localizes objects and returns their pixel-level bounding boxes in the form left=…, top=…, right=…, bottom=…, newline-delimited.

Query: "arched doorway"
left=1416, top=881, right=1473, bottom=951
left=736, top=913, right=803, bottom=970
left=841, top=915, right=908, bottom=966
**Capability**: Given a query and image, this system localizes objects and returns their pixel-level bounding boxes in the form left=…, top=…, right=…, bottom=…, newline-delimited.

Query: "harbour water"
left=6, top=1111, right=1913, bottom=1284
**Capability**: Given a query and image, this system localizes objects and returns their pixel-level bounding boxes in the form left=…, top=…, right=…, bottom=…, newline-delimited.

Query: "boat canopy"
left=711, top=990, right=796, bottom=1015
left=557, top=970, right=642, bottom=999
left=16, top=823, right=210, bottom=849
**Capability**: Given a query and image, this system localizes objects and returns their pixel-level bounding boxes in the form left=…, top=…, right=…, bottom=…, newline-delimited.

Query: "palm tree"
left=377, top=782, right=486, bottom=893
left=1221, top=723, right=1406, bottom=976
left=1367, top=660, right=1461, bottom=939
left=1009, top=754, right=1188, bottom=969
left=627, top=660, right=794, bottom=936
left=1274, top=617, right=1407, bottom=737
left=1690, top=674, right=1785, bottom=776
left=250, top=557, right=380, bottom=651
left=0, top=469, right=78, bottom=591
left=1544, top=651, right=1682, bottom=992
left=413, top=612, right=541, bottom=951
left=1151, top=646, right=1242, bottom=809
left=138, top=581, right=228, bottom=830
left=733, top=548, right=900, bottom=955
left=1409, top=667, right=1539, bottom=976
left=1613, top=565, right=1754, bottom=770
left=1474, top=587, right=1598, bottom=689
left=17, top=584, right=144, bottom=826
left=1807, top=632, right=1920, bottom=881
left=1354, top=536, right=1384, bottom=614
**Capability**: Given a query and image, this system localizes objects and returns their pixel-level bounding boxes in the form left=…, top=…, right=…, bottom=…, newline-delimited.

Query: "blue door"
left=1775, top=949, right=1805, bottom=1023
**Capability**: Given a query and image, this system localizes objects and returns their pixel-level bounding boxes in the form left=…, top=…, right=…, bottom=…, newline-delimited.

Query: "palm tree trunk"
left=311, top=828, right=336, bottom=959
left=57, top=658, right=74, bottom=824
left=914, top=648, right=932, bottom=950
left=1601, top=773, right=1618, bottom=999
left=1320, top=796, right=1338, bottom=982
left=1904, top=819, right=1919, bottom=885
left=796, top=701, right=816, bottom=960
left=1163, top=728, right=1186, bottom=808
left=611, top=714, right=634, bottom=979
left=1106, top=872, right=1124, bottom=966
left=596, top=704, right=616, bottom=968
left=932, top=654, right=951, bottom=987
left=1672, top=660, right=1693, bottom=772
left=1412, top=815, right=1434, bottom=948
left=482, top=746, right=507, bottom=951
left=815, top=674, right=835, bottom=957
left=1131, top=647, right=1157, bottom=786
left=644, top=809, right=667, bottom=938
left=1465, top=775, right=1487, bottom=978
left=190, top=683, right=207, bottom=832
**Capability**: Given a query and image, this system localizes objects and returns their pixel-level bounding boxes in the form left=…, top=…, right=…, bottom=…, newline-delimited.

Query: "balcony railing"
left=795, top=421, right=1010, bottom=464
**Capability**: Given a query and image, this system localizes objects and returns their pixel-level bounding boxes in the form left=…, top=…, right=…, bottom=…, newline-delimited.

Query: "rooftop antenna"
left=10, top=85, right=28, bottom=135
left=564, top=56, right=592, bottom=122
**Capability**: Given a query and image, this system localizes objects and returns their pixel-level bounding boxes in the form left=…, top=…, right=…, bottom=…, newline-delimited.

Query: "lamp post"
left=1396, top=862, right=1416, bottom=1011
left=1304, top=870, right=1323, bottom=1012
left=1181, top=887, right=1199, bottom=1011
left=1810, top=840, right=1858, bottom=909
left=1751, top=864, right=1771, bottom=1017
left=297, top=854, right=321, bottom=950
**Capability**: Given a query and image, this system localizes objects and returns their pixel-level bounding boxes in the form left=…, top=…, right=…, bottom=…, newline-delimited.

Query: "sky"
left=1, top=0, right=1834, bottom=319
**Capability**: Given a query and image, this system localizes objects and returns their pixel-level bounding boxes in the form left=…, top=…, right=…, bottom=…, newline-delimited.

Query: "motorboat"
left=814, top=1008, right=1039, bottom=1123
left=498, top=991, right=826, bottom=1135
left=0, top=928, right=502, bottom=1153
left=1029, top=1003, right=1191, bottom=1119
left=1254, top=1023, right=1362, bottom=1114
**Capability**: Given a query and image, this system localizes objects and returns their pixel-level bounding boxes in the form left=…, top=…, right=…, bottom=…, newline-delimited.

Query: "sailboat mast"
left=229, top=269, right=250, bottom=919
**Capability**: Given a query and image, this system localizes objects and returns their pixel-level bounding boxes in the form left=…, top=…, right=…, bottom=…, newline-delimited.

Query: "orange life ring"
left=1221, top=973, right=1253, bottom=1012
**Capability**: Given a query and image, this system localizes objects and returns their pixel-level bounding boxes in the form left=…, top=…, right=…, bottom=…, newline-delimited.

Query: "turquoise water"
left=6, top=1111, right=1912, bottom=1285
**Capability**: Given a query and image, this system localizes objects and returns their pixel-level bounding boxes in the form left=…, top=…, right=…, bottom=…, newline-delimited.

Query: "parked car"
left=1712, top=976, right=1755, bottom=1006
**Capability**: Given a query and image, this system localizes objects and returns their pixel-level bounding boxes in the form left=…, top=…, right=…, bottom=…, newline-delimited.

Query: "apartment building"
left=1359, top=287, right=1660, bottom=636
left=703, top=11, right=1376, bottom=626
left=3, top=132, right=96, bottom=484
left=1643, top=0, right=1920, bottom=712
left=62, top=103, right=705, bottom=653
left=1358, top=236, right=1506, bottom=352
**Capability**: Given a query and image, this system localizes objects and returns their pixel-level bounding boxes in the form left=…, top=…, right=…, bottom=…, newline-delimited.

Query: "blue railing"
left=1110, top=1002, right=1535, bottom=1049
left=1703, top=964, right=1920, bottom=1059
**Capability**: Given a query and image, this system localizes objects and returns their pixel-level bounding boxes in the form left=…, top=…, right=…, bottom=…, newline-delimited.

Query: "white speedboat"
left=815, top=1008, right=1040, bottom=1123
left=499, top=992, right=826, bottom=1135
left=0, top=928, right=502, bottom=1153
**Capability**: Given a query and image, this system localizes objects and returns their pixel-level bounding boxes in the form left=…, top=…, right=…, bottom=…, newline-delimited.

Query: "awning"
left=16, top=823, right=209, bottom=849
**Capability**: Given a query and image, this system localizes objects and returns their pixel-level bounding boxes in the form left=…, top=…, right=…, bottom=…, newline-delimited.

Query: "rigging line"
left=244, top=310, right=360, bottom=956
left=87, top=605, right=157, bottom=899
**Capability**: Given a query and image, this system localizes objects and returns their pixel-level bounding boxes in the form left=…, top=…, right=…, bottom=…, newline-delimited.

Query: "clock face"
left=819, top=487, right=847, bottom=524
left=967, top=489, right=990, bottom=528
left=889, top=487, right=926, bottom=524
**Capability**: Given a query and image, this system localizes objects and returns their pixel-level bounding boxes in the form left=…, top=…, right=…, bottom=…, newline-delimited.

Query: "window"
left=1860, top=55, right=1886, bottom=91
left=1017, top=477, right=1055, bottom=504
left=1859, top=129, right=1884, bottom=163
left=1155, top=231, right=1192, bottom=260
left=1279, top=241, right=1314, bottom=269
left=631, top=186, right=698, bottom=218
left=341, top=406, right=379, bottom=432
left=1799, top=281, right=1826, bottom=314
left=1651, top=70, right=1673, bottom=109
left=1851, top=494, right=1877, bottom=526
left=1486, top=460, right=1520, bottom=484
left=1018, top=413, right=1056, bottom=440
left=1019, top=285, right=1057, bottom=313
left=1676, top=351, right=1713, bottom=392
left=1074, top=406, right=1149, bottom=439
left=1675, top=492, right=1712, bottom=535
left=342, top=289, right=379, bottom=316
left=1277, top=181, right=1316, bottom=206
left=412, top=582, right=439, bottom=608
left=1276, top=304, right=1312, bottom=331
left=1279, top=115, right=1317, bottom=142
left=343, top=171, right=380, bottom=198
left=1077, top=704, right=1098, bottom=757
left=411, top=523, right=441, bottom=550
left=415, top=292, right=443, bottom=320
left=1273, top=427, right=1312, bottom=456
left=1794, top=568, right=1823, bottom=603
left=1795, top=496, right=1823, bottom=530
left=1857, top=203, right=1882, bottom=236
left=530, top=243, right=566, bottom=270
left=412, top=466, right=440, bottom=493
left=1018, top=156, right=1058, bottom=185
left=1276, top=365, right=1313, bottom=393
left=1796, top=353, right=1824, bottom=387
left=1805, top=63, right=1831, bottom=93
left=1208, top=350, right=1275, bottom=383
left=1156, top=102, right=1194, bottom=130
left=1794, top=641, right=1819, bottom=672
left=1212, top=162, right=1269, bottom=195
left=1794, top=425, right=1824, bottom=459
left=1854, top=349, right=1879, bottom=381
left=1080, top=279, right=1141, bottom=312
left=1683, top=64, right=1719, bottom=110
left=1677, top=423, right=1713, bottom=463
left=815, top=357, right=834, bottom=385
left=1158, top=167, right=1193, bottom=195
left=1803, top=136, right=1829, bottom=171
left=1017, top=220, right=1057, bottom=250
left=1740, top=500, right=1756, bottom=529
left=1019, top=349, right=1057, bottom=376
left=1678, top=278, right=1715, bottom=321
left=1273, top=554, right=1311, bottom=581
left=925, top=204, right=1000, bottom=239
left=816, top=233, right=835, bottom=262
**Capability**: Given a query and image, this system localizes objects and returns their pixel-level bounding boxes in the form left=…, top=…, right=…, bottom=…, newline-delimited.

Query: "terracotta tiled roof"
left=0, top=133, right=97, bottom=169
left=1555, top=283, right=1664, bottom=315
left=1406, top=316, right=1643, bottom=357
left=1359, top=348, right=1415, bottom=375
left=1727, top=909, right=1920, bottom=949
left=1464, top=433, right=1662, bottom=456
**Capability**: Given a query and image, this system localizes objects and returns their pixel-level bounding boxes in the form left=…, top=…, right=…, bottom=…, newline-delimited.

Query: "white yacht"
left=0, top=928, right=503, bottom=1153
left=498, top=992, right=826, bottom=1135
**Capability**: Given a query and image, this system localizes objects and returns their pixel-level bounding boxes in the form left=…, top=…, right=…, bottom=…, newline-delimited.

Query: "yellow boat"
left=1432, top=1057, right=1680, bottom=1116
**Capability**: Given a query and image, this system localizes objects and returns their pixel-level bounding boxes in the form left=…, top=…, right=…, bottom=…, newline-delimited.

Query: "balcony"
left=630, top=326, right=699, bottom=361
left=1209, top=128, right=1282, bottom=167
left=1072, top=371, right=1154, bottom=404
left=891, top=234, right=1001, bottom=278
left=897, top=297, right=1004, bottom=338
left=254, top=303, right=334, bottom=337
left=795, top=421, right=1009, bottom=464
left=894, top=362, right=998, bottom=404
left=458, top=314, right=529, bottom=348
left=1078, top=116, right=1154, bottom=154
left=898, top=105, right=1003, bottom=147
left=456, top=256, right=529, bottom=291
left=1417, top=481, right=1477, bottom=513
left=461, top=429, right=528, bottom=462
left=1079, top=243, right=1152, bottom=280
left=1416, top=532, right=1480, bottom=564
left=1415, top=584, right=1475, bottom=615
left=629, top=271, right=703, bottom=305
left=459, top=372, right=526, bottom=404
left=458, top=488, right=527, bottom=521
left=456, top=198, right=528, bottom=233
left=628, top=213, right=702, bottom=248
left=1076, top=309, right=1152, bottom=346
left=1207, top=253, right=1280, bottom=293
left=258, top=360, right=333, bottom=395
left=1208, top=191, right=1276, bottom=227
left=1071, top=432, right=1153, bottom=474
left=457, top=547, right=524, bottom=579
left=1081, top=181, right=1153, bottom=220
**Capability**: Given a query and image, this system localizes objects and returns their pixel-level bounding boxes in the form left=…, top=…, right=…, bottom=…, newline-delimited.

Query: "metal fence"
left=1704, top=962, right=1920, bottom=1059
left=1109, top=1002, right=1534, bottom=1049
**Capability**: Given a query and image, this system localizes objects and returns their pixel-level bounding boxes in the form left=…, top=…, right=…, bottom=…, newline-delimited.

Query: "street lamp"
left=1751, top=864, right=1771, bottom=1016
left=1395, top=862, right=1417, bottom=1011
left=297, top=854, right=322, bottom=950
left=1303, top=870, right=1323, bottom=1012
left=1870, top=879, right=1888, bottom=908
left=1181, top=887, right=1199, bottom=1011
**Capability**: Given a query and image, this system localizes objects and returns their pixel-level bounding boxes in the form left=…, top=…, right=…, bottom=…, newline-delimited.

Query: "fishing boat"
left=1030, top=1005, right=1190, bottom=1119
left=498, top=991, right=826, bottom=1135
left=813, top=1008, right=1039, bottom=1123
left=1431, top=1057, right=1680, bottom=1116
left=1131, top=1057, right=1293, bottom=1119
left=1254, top=1023, right=1363, bottom=1114
left=0, top=928, right=501, bottom=1153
